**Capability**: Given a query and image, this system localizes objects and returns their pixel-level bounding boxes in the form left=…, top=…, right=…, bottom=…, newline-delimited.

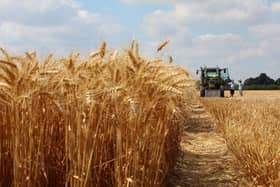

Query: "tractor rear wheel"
left=200, top=88, right=205, bottom=97
left=220, top=86, right=224, bottom=97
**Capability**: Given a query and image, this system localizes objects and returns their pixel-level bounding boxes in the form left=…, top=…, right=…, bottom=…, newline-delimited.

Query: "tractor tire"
left=200, top=88, right=205, bottom=97
left=220, top=86, right=225, bottom=97
left=220, top=90, right=224, bottom=97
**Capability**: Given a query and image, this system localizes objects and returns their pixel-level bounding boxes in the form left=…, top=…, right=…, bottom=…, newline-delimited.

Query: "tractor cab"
left=206, top=69, right=219, bottom=78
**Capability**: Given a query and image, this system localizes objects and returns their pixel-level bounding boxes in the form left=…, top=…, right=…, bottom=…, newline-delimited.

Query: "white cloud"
left=139, top=0, right=280, bottom=80
left=271, top=2, right=280, bottom=12
left=248, top=24, right=280, bottom=39
left=240, top=24, right=280, bottom=64
left=0, top=0, right=122, bottom=55
left=143, top=9, right=188, bottom=37
left=121, top=0, right=171, bottom=4
left=0, top=0, right=79, bottom=26
left=183, top=33, right=245, bottom=61
left=192, top=34, right=243, bottom=47
left=144, top=0, right=270, bottom=27
left=239, top=47, right=266, bottom=59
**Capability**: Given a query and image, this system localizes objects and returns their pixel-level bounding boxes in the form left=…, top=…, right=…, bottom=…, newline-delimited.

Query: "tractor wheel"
left=200, top=88, right=205, bottom=97
left=220, top=86, right=224, bottom=97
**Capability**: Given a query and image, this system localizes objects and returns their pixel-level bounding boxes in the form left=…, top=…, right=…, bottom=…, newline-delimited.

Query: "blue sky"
left=0, top=0, right=280, bottom=80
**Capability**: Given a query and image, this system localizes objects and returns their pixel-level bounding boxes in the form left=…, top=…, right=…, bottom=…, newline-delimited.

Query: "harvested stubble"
left=0, top=42, right=194, bottom=187
left=202, top=99, right=280, bottom=186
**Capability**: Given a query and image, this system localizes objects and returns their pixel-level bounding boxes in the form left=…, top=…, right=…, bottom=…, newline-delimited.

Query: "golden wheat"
left=157, top=39, right=170, bottom=52
left=0, top=41, right=193, bottom=187
left=202, top=98, right=280, bottom=187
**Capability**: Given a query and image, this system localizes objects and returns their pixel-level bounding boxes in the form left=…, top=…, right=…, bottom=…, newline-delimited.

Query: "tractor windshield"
left=206, top=69, right=218, bottom=78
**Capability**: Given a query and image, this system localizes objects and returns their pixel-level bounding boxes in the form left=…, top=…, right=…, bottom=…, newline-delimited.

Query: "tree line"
left=243, top=73, right=280, bottom=90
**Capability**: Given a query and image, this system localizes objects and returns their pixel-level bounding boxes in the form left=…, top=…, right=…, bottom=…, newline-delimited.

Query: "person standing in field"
left=238, top=80, right=243, bottom=96
left=230, top=80, right=235, bottom=97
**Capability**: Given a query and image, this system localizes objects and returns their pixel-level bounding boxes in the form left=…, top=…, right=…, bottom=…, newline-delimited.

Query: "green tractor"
left=196, top=66, right=231, bottom=97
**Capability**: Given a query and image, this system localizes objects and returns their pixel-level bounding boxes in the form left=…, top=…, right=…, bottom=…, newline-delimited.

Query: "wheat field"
left=202, top=92, right=280, bottom=186
left=1, top=39, right=279, bottom=187
left=0, top=41, right=195, bottom=187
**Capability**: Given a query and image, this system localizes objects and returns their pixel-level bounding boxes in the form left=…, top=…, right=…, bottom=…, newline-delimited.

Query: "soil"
left=168, top=102, right=240, bottom=187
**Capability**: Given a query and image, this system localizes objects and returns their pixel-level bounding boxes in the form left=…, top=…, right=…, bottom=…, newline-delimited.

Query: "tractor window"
left=220, top=69, right=230, bottom=81
left=206, top=70, right=218, bottom=78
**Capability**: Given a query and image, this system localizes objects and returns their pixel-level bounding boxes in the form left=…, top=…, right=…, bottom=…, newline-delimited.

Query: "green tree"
left=244, top=73, right=275, bottom=85
left=276, top=78, right=280, bottom=85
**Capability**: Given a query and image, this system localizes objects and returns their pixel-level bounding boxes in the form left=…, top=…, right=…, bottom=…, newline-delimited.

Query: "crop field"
left=223, top=90, right=280, bottom=100
left=0, top=42, right=195, bottom=187
left=0, top=39, right=279, bottom=187
left=202, top=91, right=280, bottom=186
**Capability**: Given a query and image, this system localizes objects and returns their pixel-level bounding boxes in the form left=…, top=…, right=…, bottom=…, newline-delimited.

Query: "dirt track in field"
left=168, top=102, right=240, bottom=187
